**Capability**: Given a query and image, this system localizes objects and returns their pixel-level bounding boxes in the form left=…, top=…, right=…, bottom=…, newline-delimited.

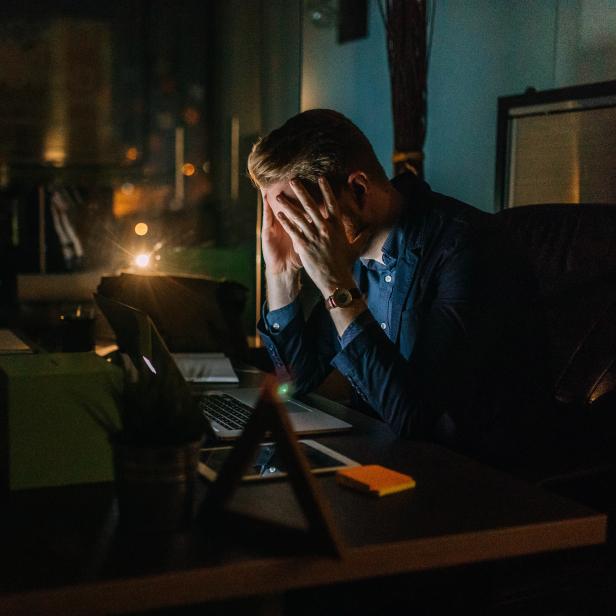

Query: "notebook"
left=172, top=353, right=239, bottom=384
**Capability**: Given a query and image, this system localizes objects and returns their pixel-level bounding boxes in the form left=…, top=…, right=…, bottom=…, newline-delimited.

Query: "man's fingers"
left=276, top=211, right=306, bottom=248
left=290, top=179, right=326, bottom=231
left=262, top=193, right=286, bottom=235
left=276, top=193, right=317, bottom=238
left=318, top=177, right=338, bottom=216
left=261, top=192, right=274, bottom=228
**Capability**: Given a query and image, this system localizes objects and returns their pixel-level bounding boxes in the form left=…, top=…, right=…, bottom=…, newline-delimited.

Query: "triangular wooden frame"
left=200, top=376, right=345, bottom=558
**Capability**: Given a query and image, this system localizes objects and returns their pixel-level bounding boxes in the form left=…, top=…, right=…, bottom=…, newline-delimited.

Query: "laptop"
left=94, top=293, right=352, bottom=440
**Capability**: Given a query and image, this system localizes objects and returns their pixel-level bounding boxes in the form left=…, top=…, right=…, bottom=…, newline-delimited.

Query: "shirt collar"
left=359, top=218, right=404, bottom=270
left=381, top=223, right=402, bottom=267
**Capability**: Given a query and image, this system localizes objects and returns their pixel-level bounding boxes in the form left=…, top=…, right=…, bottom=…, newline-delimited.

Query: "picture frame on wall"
left=495, top=80, right=616, bottom=210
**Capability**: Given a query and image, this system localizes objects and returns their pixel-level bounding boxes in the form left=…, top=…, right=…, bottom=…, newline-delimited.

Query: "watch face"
left=333, top=288, right=352, bottom=307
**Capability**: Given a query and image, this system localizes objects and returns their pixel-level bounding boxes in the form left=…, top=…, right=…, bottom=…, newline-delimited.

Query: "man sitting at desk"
left=249, top=109, right=548, bottom=468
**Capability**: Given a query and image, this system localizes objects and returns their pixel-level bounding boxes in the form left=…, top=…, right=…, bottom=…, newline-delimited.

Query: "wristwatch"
left=325, top=287, right=362, bottom=310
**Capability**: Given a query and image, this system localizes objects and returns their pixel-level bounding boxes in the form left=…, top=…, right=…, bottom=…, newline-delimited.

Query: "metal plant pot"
left=112, top=440, right=201, bottom=532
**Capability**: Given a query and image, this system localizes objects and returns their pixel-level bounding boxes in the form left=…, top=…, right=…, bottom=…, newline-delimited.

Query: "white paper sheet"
left=172, top=352, right=239, bottom=383
left=0, top=329, right=32, bottom=354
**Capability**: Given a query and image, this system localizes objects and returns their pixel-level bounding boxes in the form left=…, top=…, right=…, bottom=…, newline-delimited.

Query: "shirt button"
left=272, top=322, right=280, bottom=331
left=380, top=322, right=387, bottom=330
left=384, top=275, right=392, bottom=283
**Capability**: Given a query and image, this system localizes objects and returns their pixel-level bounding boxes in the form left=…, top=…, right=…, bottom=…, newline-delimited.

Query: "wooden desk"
left=0, top=392, right=607, bottom=615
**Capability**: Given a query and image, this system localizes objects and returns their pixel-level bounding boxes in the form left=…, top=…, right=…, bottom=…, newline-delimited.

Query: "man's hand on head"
left=275, top=177, right=368, bottom=299
left=261, top=190, right=303, bottom=310
left=261, top=190, right=302, bottom=275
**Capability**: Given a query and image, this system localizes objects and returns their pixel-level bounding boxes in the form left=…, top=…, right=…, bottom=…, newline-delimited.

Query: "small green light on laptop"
left=277, top=382, right=293, bottom=400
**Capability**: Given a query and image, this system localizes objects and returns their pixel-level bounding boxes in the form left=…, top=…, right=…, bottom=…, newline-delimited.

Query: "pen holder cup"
left=60, top=311, right=95, bottom=352
left=112, top=441, right=201, bottom=533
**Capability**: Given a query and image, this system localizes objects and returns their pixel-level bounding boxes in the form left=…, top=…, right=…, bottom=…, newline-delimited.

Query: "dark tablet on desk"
left=199, top=439, right=358, bottom=481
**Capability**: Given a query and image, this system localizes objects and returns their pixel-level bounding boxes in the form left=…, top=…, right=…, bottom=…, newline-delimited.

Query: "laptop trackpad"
left=285, top=399, right=313, bottom=414
left=217, top=387, right=351, bottom=433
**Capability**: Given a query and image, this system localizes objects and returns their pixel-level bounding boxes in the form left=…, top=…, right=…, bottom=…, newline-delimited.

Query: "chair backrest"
left=494, top=204, right=616, bottom=411
left=97, top=273, right=249, bottom=359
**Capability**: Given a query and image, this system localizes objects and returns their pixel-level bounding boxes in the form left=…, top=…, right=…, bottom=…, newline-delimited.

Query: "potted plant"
left=90, top=351, right=206, bottom=532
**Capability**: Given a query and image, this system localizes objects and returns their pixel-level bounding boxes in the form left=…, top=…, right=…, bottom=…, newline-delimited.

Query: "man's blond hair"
left=247, top=109, right=388, bottom=195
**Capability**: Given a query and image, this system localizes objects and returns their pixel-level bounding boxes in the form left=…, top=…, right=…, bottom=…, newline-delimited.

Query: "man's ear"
left=347, top=172, right=369, bottom=207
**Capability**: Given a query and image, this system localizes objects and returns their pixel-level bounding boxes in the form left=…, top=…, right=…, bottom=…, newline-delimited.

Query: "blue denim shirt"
left=258, top=173, right=545, bottom=462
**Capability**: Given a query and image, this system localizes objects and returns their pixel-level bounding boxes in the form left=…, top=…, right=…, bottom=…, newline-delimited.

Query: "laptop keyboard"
left=200, top=393, right=253, bottom=431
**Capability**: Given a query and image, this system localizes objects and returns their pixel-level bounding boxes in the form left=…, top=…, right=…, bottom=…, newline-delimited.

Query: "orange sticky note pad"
left=336, top=465, right=416, bottom=497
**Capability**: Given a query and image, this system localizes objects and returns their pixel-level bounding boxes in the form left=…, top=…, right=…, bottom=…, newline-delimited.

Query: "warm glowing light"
left=43, top=129, right=67, bottom=167
left=134, top=222, right=149, bottom=236
left=135, top=253, right=150, bottom=268
left=182, top=163, right=196, bottom=176
left=126, top=147, right=139, bottom=161
left=113, top=185, right=172, bottom=218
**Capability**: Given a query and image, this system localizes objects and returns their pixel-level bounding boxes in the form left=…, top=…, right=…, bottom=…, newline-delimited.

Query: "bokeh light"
left=135, top=253, right=150, bottom=268
left=182, top=163, right=196, bottom=176
left=134, top=222, right=149, bottom=236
